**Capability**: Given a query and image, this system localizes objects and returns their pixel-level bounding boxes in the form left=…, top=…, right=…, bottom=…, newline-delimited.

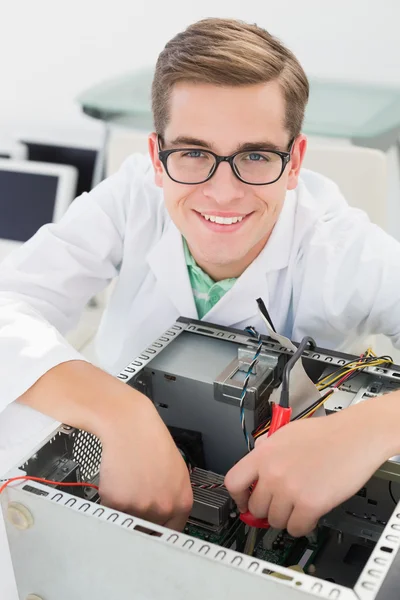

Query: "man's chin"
left=195, top=248, right=247, bottom=268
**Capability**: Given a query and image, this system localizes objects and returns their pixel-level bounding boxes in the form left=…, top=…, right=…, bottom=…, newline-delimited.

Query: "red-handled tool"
left=238, top=334, right=315, bottom=555
left=240, top=404, right=292, bottom=529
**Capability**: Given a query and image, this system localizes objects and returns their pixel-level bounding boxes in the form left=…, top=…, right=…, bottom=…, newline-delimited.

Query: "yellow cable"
left=317, top=358, right=392, bottom=390
left=253, top=391, right=335, bottom=439
left=254, top=349, right=391, bottom=439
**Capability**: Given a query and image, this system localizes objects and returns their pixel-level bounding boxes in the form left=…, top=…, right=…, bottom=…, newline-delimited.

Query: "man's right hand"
left=97, top=390, right=193, bottom=531
left=17, top=360, right=193, bottom=530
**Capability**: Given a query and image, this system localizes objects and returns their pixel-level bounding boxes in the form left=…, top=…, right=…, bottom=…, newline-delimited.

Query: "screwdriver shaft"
left=243, top=526, right=258, bottom=556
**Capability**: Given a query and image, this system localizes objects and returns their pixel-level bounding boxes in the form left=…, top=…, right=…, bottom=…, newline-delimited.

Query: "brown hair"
left=152, top=18, right=309, bottom=140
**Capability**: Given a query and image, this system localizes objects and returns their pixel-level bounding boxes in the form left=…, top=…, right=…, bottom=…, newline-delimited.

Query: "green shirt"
left=183, top=237, right=236, bottom=319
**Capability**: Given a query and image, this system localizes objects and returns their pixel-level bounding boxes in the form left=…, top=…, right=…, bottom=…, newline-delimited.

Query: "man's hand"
left=225, top=396, right=399, bottom=537
left=18, top=361, right=193, bottom=531
left=98, top=391, right=193, bottom=531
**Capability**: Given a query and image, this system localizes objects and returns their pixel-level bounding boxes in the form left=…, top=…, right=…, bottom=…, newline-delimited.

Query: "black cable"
left=381, top=355, right=394, bottom=363
left=389, top=481, right=398, bottom=505
left=256, top=297, right=277, bottom=333
left=280, top=336, right=316, bottom=408
left=292, top=389, right=332, bottom=421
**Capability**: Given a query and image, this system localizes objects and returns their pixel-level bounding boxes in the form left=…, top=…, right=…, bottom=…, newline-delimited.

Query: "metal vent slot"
left=72, top=430, right=102, bottom=481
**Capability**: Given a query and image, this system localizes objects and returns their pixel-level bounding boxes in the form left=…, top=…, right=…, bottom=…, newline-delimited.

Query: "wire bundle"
left=316, top=348, right=392, bottom=392
left=252, top=388, right=336, bottom=440
left=252, top=348, right=393, bottom=441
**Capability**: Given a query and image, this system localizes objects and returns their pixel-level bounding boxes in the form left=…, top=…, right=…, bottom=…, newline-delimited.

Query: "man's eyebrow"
left=168, top=136, right=211, bottom=148
left=238, top=141, right=282, bottom=153
left=167, top=136, right=284, bottom=153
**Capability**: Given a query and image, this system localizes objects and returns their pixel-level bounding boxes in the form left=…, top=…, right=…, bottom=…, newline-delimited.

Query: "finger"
left=264, top=495, right=294, bottom=530
left=287, top=506, right=319, bottom=538
left=248, top=483, right=272, bottom=520
left=225, top=453, right=259, bottom=513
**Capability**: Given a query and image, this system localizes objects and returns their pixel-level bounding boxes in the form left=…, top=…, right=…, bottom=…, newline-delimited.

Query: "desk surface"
left=77, top=68, right=400, bottom=140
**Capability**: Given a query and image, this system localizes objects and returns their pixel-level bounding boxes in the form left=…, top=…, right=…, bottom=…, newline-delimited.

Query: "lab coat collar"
left=146, top=189, right=297, bottom=326
left=254, top=188, right=297, bottom=273
left=147, top=220, right=198, bottom=319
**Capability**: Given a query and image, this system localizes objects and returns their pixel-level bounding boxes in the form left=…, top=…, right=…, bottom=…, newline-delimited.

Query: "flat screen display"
left=0, top=170, right=58, bottom=242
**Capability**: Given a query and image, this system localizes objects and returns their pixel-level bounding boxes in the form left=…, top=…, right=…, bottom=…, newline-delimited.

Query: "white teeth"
left=200, top=213, right=244, bottom=225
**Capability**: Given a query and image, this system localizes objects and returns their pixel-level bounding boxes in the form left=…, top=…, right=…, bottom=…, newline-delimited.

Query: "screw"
left=7, top=503, right=34, bottom=530
left=307, top=564, right=317, bottom=575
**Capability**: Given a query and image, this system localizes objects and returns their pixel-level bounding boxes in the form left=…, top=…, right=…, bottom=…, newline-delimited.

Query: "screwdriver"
left=240, top=335, right=316, bottom=556
left=240, top=403, right=292, bottom=555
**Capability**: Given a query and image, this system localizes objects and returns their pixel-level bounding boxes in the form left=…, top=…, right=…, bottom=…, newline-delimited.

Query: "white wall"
left=2, top=0, right=400, bottom=147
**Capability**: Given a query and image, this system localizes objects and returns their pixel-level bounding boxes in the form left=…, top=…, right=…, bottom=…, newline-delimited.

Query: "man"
left=1, top=17, right=400, bottom=537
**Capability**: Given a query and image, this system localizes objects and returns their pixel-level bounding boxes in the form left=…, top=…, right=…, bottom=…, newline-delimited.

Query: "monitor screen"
left=23, top=141, right=97, bottom=197
left=0, top=170, right=59, bottom=242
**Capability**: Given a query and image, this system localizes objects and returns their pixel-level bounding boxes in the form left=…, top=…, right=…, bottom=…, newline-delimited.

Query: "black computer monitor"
left=0, top=159, right=77, bottom=260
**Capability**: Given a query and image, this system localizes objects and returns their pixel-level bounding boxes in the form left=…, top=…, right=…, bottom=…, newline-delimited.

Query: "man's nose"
left=202, top=161, right=245, bottom=205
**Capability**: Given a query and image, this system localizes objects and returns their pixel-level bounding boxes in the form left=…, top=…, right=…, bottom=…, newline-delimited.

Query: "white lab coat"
left=1, top=152, right=400, bottom=421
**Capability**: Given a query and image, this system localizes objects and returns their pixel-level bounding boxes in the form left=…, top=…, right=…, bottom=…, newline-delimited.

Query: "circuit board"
left=185, top=518, right=246, bottom=551
left=185, top=518, right=327, bottom=570
left=254, top=529, right=327, bottom=572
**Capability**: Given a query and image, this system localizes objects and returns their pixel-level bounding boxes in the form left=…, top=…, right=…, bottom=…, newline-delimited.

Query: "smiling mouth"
left=196, top=211, right=251, bottom=225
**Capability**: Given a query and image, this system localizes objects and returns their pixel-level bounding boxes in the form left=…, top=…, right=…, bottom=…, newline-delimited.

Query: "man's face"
left=149, top=81, right=306, bottom=278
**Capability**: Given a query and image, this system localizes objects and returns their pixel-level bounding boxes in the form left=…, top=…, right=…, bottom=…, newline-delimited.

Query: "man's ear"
left=148, top=133, right=164, bottom=188
left=287, top=135, right=307, bottom=191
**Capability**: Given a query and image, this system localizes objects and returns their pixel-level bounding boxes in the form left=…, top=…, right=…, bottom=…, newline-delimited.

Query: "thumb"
left=224, top=453, right=259, bottom=513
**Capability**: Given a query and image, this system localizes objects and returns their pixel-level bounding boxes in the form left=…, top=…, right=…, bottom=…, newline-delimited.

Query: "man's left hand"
left=225, top=397, right=398, bottom=537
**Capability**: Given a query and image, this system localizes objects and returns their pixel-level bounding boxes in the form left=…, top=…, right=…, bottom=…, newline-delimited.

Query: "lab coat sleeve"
left=292, top=208, right=400, bottom=349
left=0, top=155, right=137, bottom=411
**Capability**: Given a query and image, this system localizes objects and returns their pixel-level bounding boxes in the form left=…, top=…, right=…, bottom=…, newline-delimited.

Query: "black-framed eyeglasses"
left=157, top=135, right=295, bottom=186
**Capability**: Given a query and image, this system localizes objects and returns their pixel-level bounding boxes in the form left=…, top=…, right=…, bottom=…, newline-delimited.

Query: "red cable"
left=332, top=370, right=354, bottom=388
left=0, top=476, right=99, bottom=494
